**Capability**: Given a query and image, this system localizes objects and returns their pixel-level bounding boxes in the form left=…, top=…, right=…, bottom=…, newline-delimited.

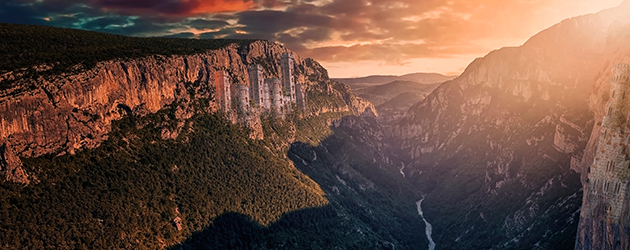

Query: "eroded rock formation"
left=387, top=1, right=630, bottom=248
left=0, top=140, right=28, bottom=184
left=0, top=40, right=373, bottom=183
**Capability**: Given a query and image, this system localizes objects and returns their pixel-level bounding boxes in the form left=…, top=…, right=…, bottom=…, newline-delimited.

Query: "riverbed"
left=416, top=197, right=436, bottom=250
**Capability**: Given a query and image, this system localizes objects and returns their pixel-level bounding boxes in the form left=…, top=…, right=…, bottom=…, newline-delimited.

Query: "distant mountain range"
left=333, top=72, right=456, bottom=89
left=2, top=0, right=630, bottom=248
left=334, top=74, right=456, bottom=127
left=391, top=1, right=630, bottom=249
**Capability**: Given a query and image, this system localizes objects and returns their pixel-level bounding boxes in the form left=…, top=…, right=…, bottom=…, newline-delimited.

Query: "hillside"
left=390, top=2, right=630, bottom=249
left=376, top=92, right=427, bottom=125
left=335, top=73, right=455, bottom=130
left=0, top=23, right=426, bottom=249
left=333, top=72, right=455, bottom=89
left=354, top=80, right=442, bottom=107
left=4, top=1, right=630, bottom=247
left=347, top=80, right=444, bottom=128
left=171, top=114, right=428, bottom=249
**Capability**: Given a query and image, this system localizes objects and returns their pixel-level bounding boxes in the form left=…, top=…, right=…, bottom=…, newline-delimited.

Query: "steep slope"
left=290, top=115, right=428, bottom=249
left=2, top=110, right=329, bottom=249
left=377, top=92, right=426, bottom=124
left=352, top=80, right=443, bottom=126
left=0, top=22, right=256, bottom=84
left=171, top=114, right=428, bottom=250
left=391, top=2, right=630, bottom=249
left=574, top=8, right=630, bottom=250
left=0, top=27, right=350, bottom=159
left=355, top=80, right=442, bottom=107
left=0, top=23, right=427, bottom=249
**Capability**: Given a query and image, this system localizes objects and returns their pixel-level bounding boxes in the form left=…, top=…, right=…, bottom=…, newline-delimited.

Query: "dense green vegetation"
left=0, top=96, right=428, bottom=249
left=290, top=115, right=428, bottom=249
left=293, top=112, right=348, bottom=146
left=0, top=22, right=429, bottom=250
left=173, top=115, right=428, bottom=250
left=0, top=22, right=257, bottom=89
left=0, top=106, right=327, bottom=249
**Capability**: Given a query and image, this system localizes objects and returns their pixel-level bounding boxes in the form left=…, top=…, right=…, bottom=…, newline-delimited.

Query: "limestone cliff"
left=0, top=39, right=373, bottom=183
left=575, top=16, right=630, bottom=250
left=389, top=1, right=630, bottom=249
left=0, top=140, right=28, bottom=184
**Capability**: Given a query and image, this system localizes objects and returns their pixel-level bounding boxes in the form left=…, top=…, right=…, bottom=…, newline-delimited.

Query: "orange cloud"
left=93, top=0, right=255, bottom=16
left=1, top=0, right=625, bottom=78
left=188, top=0, right=255, bottom=14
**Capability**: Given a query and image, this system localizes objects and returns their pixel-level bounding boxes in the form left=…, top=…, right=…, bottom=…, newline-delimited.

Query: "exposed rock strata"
left=0, top=40, right=372, bottom=183
left=0, top=140, right=28, bottom=184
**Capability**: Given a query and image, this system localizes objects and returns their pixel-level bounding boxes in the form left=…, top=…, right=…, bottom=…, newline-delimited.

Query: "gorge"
left=2, top=1, right=630, bottom=249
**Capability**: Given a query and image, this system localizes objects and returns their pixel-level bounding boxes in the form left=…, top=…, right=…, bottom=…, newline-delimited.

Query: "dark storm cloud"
left=216, top=0, right=483, bottom=61
left=0, top=0, right=209, bottom=37
left=0, top=1, right=52, bottom=25
left=235, top=10, right=333, bottom=34
left=187, top=19, right=230, bottom=30
left=298, top=27, right=331, bottom=42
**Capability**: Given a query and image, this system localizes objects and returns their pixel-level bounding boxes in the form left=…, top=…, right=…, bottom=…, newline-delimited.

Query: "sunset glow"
left=0, top=0, right=625, bottom=77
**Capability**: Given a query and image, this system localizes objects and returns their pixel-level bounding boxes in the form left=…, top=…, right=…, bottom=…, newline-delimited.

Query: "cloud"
left=0, top=0, right=624, bottom=77
left=187, top=19, right=230, bottom=30
left=199, top=29, right=238, bottom=39
left=93, top=0, right=255, bottom=16
left=236, top=10, right=333, bottom=35
left=0, top=2, right=49, bottom=26
left=218, top=0, right=493, bottom=61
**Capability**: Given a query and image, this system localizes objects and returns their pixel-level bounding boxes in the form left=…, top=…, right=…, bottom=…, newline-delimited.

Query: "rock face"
left=172, top=216, right=183, bottom=231
left=0, top=40, right=372, bottom=183
left=0, top=140, right=28, bottom=184
left=388, top=2, right=630, bottom=249
left=574, top=67, right=630, bottom=250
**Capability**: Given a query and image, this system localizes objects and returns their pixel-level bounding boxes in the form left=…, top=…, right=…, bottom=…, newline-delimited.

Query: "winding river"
left=416, top=197, right=436, bottom=250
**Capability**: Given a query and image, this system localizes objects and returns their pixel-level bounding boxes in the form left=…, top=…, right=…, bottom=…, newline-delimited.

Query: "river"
left=416, top=197, right=436, bottom=250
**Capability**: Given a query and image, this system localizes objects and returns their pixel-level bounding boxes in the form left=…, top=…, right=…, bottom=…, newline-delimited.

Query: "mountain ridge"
left=3, top=2, right=630, bottom=247
left=0, top=23, right=427, bottom=250
left=390, top=1, right=630, bottom=248
left=333, top=72, right=455, bottom=87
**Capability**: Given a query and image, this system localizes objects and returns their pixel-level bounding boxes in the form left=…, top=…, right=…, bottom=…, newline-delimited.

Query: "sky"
left=0, top=0, right=625, bottom=78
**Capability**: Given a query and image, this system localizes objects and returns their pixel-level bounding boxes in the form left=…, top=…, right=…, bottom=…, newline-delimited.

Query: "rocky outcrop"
left=1, top=44, right=243, bottom=159
left=172, top=216, right=183, bottom=231
left=0, top=140, right=28, bottom=184
left=388, top=1, right=630, bottom=249
left=0, top=39, right=371, bottom=183
left=0, top=41, right=337, bottom=154
left=575, top=22, right=630, bottom=250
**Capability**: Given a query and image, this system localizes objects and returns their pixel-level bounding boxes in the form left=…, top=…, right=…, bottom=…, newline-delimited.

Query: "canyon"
left=2, top=1, right=630, bottom=249
left=389, top=1, right=630, bottom=249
